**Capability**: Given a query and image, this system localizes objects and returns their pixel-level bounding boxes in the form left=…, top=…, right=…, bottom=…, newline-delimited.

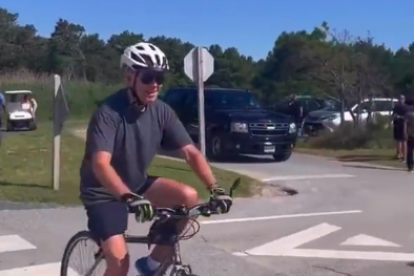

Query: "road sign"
left=234, top=223, right=412, bottom=261
left=184, top=47, right=214, bottom=82
left=183, top=47, right=215, bottom=156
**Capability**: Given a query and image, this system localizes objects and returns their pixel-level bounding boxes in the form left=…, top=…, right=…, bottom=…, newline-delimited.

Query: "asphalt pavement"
left=1, top=152, right=414, bottom=275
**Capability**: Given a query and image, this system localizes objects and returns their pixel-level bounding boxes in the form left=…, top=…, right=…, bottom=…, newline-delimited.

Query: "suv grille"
left=249, top=122, right=289, bottom=136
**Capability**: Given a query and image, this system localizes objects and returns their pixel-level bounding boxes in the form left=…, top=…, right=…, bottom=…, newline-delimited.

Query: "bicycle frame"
left=86, top=218, right=194, bottom=276
left=126, top=234, right=190, bottom=276
left=125, top=214, right=194, bottom=276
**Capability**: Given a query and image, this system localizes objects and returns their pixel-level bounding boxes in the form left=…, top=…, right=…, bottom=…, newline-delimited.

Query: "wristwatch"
left=120, top=193, right=135, bottom=203
left=208, top=183, right=219, bottom=191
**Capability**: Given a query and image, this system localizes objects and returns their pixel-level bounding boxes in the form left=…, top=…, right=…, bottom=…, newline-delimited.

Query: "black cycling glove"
left=122, top=193, right=154, bottom=223
left=210, top=185, right=233, bottom=214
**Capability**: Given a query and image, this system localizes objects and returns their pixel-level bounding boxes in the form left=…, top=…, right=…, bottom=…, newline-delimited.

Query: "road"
left=0, top=152, right=413, bottom=275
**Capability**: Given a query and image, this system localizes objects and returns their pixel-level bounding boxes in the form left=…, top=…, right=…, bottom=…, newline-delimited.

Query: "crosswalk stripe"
left=0, top=235, right=36, bottom=253
left=0, top=262, right=79, bottom=276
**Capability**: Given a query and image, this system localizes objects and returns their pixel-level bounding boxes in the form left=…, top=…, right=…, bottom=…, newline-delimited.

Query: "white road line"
left=200, top=210, right=362, bottom=225
left=284, top=248, right=414, bottom=262
left=340, top=234, right=401, bottom=247
left=0, top=235, right=36, bottom=253
left=0, top=262, right=79, bottom=276
left=262, top=174, right=354, bottom=182
left=246, top=223, right=341, bottom=255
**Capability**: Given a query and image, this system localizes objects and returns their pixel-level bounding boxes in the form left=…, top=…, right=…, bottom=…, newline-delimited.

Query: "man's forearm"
left=184, top=149, right=216, bottom=189
left=93, top=163, right=131, bottom=198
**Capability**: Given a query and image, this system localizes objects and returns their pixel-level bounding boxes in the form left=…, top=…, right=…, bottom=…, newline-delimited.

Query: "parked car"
left=304, top=97, right=397, bottom=134
left=272, top=96, right=334, bottom=118
left=162, top=86, right=298, bottom=161
left=5, top=90, right=37, bottom=131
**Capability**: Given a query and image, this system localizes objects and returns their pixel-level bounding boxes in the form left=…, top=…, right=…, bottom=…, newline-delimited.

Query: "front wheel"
left=6, top=120, right=13, bottom=131
left=60, top=230, right=105, bottom=276
left=206, top=133, right=225, bottom=160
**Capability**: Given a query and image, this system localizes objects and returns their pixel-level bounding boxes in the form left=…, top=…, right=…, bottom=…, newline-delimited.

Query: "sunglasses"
left=139, top=69, right=165, bottom=85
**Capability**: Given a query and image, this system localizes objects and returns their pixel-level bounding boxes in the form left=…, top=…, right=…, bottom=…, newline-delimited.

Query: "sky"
left=1, top=0, right=414, bottom=60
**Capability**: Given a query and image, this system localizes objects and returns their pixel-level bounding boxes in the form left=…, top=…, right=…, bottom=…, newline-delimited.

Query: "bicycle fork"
left=154, top=242, right=192, bottom=276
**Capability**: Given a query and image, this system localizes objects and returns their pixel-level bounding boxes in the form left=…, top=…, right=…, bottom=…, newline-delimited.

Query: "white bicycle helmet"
left=120, top=42, right=169, bottom=70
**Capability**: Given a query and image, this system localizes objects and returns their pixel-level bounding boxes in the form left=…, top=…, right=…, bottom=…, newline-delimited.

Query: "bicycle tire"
left=60, top=230, right=104, bottom=276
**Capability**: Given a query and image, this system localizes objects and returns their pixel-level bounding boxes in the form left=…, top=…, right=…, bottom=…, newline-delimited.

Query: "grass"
left=0, top=122, right=260, bottom=205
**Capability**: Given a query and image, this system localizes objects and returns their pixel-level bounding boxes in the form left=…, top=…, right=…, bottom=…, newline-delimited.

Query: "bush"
left=305, top=116, right=394, bottom=150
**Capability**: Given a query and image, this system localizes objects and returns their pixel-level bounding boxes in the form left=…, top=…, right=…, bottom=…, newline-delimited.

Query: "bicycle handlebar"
left=152, top=177, right=240, bottom=220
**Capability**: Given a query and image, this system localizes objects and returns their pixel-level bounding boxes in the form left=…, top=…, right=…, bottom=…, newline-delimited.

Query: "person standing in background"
left=404, top=97, right=414, bottom=171
left=288, top=94, right=303, bottom=135
left=392, top=94, right=407, bottom=161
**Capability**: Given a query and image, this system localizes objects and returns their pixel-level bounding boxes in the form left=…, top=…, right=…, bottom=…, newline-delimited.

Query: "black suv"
left=162, top=86, right=297, bottom=161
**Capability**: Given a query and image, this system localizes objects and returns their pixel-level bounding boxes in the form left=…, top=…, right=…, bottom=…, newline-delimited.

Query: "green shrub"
left=306, top=116, right=394, bottom=150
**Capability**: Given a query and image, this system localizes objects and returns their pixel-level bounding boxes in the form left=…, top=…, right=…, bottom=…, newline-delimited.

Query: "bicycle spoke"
left=66, top=235, right=105, bottom=276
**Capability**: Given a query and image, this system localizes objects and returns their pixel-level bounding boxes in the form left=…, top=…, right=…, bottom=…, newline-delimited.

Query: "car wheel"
left=6, top=121, right=13, bottom=132
left=273, top=151, right=292, bottom=162
left=29, top=120, right=37, bottom=130
left=207, top=133, right=224, bottom=161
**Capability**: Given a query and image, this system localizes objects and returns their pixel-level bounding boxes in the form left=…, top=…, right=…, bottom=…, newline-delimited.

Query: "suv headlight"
left=230, top=122, right=248, bottom=133
left=289, top=122, right=296, bottom=133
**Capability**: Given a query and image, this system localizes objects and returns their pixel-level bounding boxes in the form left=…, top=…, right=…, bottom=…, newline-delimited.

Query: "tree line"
left=1, top=7, right=414, bottom=108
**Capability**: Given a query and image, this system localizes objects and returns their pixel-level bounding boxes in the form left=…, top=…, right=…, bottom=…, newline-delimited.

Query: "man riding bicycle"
left=80, top=42, right=233, bottom=276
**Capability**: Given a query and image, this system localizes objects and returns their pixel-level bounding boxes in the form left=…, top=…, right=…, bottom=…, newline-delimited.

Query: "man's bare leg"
left=101, top=235, right=129, bottom=276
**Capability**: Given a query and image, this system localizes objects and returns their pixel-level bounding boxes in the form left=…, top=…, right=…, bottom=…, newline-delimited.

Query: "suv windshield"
left=205, top=90, right=262, bottom=109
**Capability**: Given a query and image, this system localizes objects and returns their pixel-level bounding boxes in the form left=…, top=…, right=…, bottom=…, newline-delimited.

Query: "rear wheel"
left=29, top=120, right=37, bottom=130
left=6, top=120, right=13, bottom=131
left=60, top=231, right=105, bottom=276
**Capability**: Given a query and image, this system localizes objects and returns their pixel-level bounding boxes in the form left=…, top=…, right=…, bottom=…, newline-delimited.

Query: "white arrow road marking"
left=0, top=263, right=80, bottom=276
left=341, top=234, right=401, bottom=247
left=245, top=223, right=340, bottom=255
left=0, top=235, right=36, bottom=253
left=234, top=223, right=414, bottom=261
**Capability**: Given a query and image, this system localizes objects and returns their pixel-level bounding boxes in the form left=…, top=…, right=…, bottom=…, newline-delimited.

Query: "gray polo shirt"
left=79, top=89, right=193, bottom=205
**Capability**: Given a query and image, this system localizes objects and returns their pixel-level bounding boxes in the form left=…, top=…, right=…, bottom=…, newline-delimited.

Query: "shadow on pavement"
left=213, top=155, right=275, bottom=164
left=337, top=154, right=394, bottom=163
left=0, top=180, right=49, bottom=190
left=342, top=164, right=403, bottom=171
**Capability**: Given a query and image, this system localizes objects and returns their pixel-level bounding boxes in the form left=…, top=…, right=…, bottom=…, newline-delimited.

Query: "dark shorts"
left=85, top=175, right=158, bottom=242
left=393, top=124, right=405, bottom=141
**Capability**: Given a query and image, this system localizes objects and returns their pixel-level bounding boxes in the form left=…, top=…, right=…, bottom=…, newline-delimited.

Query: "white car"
left=5, top=90, right=38, bottom=131
left=304, top=97, right=397, bottom=133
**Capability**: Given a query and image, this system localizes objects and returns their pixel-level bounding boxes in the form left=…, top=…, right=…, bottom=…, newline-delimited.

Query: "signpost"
left=184, top=47, right=214, bottom=156
left=52, top=74, right=70, bottom=190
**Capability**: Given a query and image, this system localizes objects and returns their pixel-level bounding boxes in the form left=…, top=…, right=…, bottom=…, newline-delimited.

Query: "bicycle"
left=60, top=178, right=240, bottom=276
